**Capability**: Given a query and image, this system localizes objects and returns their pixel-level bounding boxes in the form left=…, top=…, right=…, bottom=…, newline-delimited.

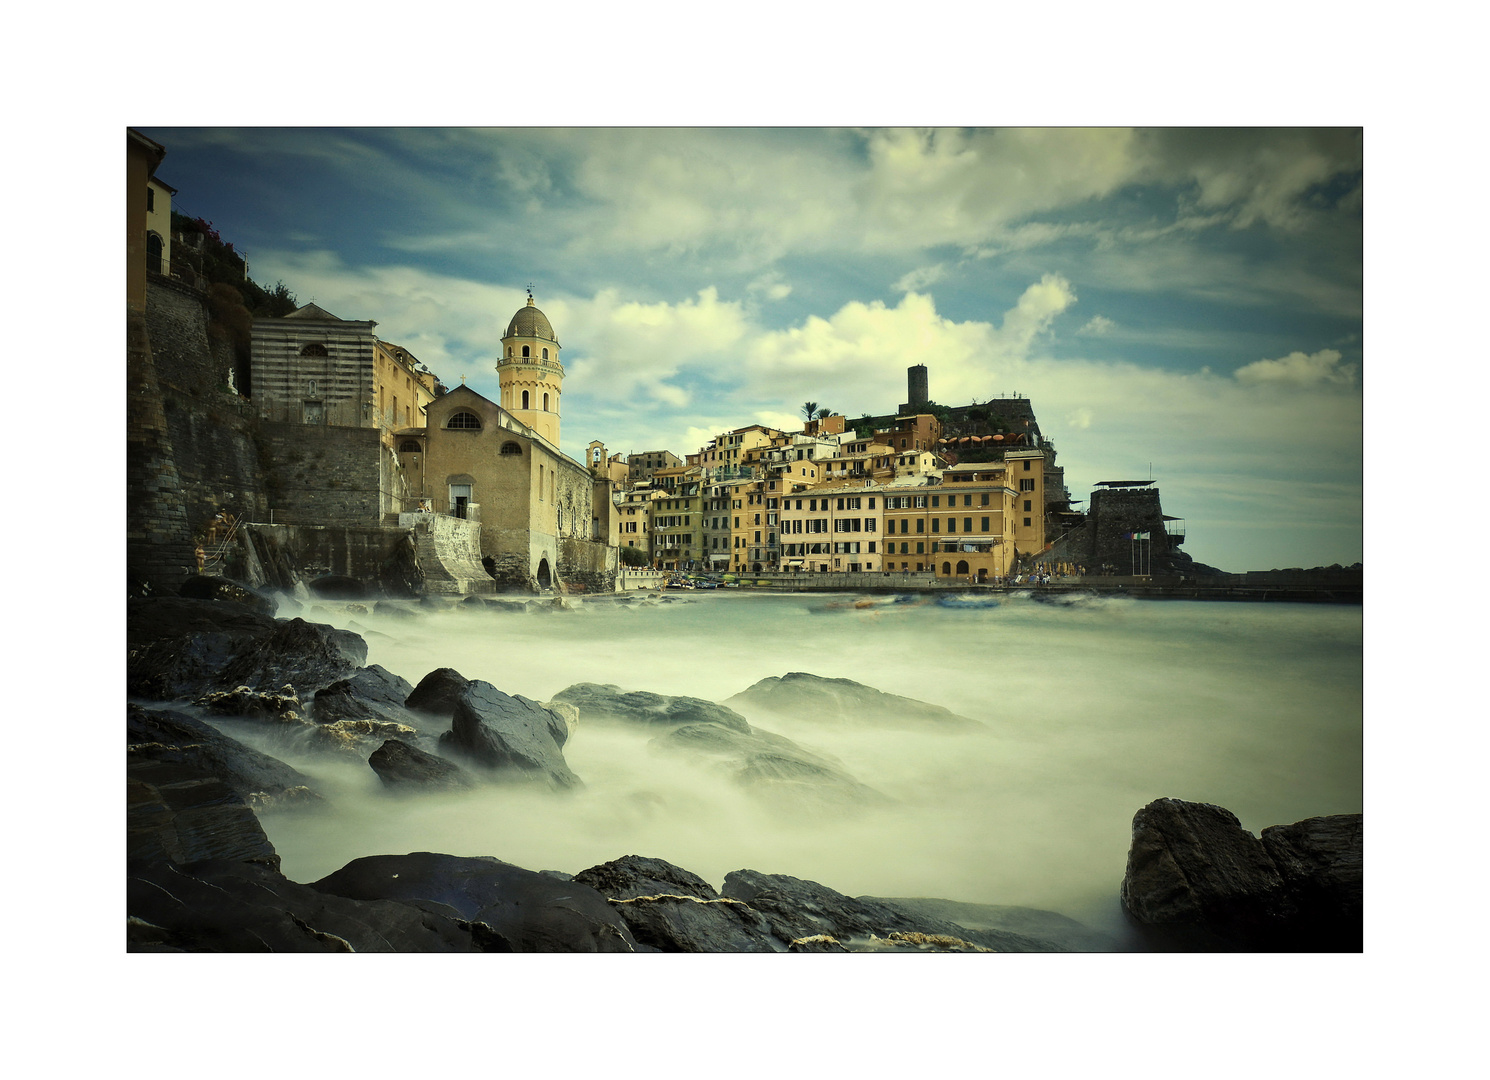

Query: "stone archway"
left=536, top=557, right=553, bottom=590
left=956, top=559, right=970, bottom=575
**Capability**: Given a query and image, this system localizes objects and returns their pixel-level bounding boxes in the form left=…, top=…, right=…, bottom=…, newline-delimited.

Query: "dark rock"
left=127, top=597, right=281, bottom=699
left=574, top=855, right=780, bottom=952
left=178, top=574, right=276, bottom=615
left=127, top=757, right=282, bottom=870
left=438, top=681, right=580, bottom=789
left=368, top=739, right=473, bottom=789
left=306, top=718, right=421, bottom=757
left=128, top=857, right=511, bottom=952
left=311, top=852, right=643, bottom=952
left=726, top=672, right=983, bottom=731
left=378, top=535, right=423, bottom=598
left=214, top=617, right=367, bottom=697
left=1119, top=798, right=1362, bottom=951
left=309, top=574, right=368, bottom=599
left=720, top=869, right=1062, bottom=952
left=312, top=665, right=426, bottom=729
left=551, top=682, right=752, bottom=733
left=405, top=667, right=472, bottom=717
left=373, top=600, right=420, bottom=619
left=653, top=722, right=887, bottom=813
left=126, top=704, right=318, bottom=804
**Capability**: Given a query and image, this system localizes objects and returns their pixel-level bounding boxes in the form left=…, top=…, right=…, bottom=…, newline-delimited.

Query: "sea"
left=245, top=588, right=1363, bottom=948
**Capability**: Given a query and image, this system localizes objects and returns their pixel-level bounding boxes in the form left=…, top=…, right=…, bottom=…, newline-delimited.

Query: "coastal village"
left=128, top=128, right=1228, bottom=602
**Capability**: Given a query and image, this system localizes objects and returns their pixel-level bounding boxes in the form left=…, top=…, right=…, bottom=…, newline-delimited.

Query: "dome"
left=504, top=295, right=558, bottom=345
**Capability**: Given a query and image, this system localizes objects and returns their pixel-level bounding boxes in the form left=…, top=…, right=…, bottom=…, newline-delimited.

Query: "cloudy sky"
left=141, top=126, right=1362, bottom=572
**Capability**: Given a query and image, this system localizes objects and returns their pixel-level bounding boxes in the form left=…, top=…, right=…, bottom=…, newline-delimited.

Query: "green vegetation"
left=171, top=212, right=299, bottom=318
left=619, top=546, right=650, bottom=567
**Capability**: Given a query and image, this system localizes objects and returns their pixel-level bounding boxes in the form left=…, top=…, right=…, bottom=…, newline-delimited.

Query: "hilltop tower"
left=900, top=363, right=929, bottom=415
left=497, top=290, right=563, bottom=445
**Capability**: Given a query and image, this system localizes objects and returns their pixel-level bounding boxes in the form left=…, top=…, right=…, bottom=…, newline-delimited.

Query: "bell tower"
left=497, top=289, right=563, bottom=445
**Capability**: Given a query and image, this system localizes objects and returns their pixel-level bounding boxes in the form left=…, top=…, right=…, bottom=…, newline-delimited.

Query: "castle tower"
left=497, top=290, right=563, bottom=445
left=900, top=363, right=929, bottom=415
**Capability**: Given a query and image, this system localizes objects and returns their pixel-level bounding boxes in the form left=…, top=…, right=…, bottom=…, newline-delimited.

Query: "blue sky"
left=141, top=125, right=1362, bottom=573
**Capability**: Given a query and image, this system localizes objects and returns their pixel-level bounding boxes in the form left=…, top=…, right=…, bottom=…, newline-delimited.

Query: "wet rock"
left=725, top=671, right=983, bottom=731
left=178, top=574, right=276, bottom=615
left=653, top=722, right=887, bottom=812
left=368, top=739, right=474, bottom=789
left=307, top=718, right=421, bottom=757
left=213, top=617, right=367, bottom=698
left=126, top=704, right=318, bottom=804
left=1119, top=798, right=1362, bottom=951
left=405, top=667, right=472, bottom=717
left=438, top=681, right=581, bottom=790
left=574, top=855, right=781, bottom=952
left=127, top=758, right=282, bottom=870
left=720, top=869, right=1062, bottom=952
left=864, top=897, right=1121, bottom=952
left=551, top=682, right=752, bottom=733
left=312, top=666, right=427, bottom=730
left=310, top=852, right=642, bottom=952
left=128, top=858, right=510, bottom=953
left=373, top=600, right=420, bottom=619
left=127, top=597, right=281, bottom=700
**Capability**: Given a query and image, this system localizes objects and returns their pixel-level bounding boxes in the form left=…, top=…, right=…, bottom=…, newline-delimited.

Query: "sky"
left=139, top=125, right=1361, bottom=573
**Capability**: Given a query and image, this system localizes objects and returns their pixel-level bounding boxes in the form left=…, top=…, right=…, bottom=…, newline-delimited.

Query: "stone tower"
left=900, top=363, right=930, bottom=415
left=497, top=290, right=563, bottom=445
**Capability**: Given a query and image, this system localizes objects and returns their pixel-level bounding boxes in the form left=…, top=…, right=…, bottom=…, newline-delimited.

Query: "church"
left=397, top=293, right=617, bottom=592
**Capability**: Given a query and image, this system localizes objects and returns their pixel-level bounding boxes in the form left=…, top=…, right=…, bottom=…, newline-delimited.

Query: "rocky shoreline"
left=127, top=576, right=1362, bottom=953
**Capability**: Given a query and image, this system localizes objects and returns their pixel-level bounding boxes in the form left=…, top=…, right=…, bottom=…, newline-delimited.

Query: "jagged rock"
left=437, top=681, right=581, bottom=790
left=126, top=704, right=319, bottom=804
left=213, top=617, right=367, bottom=697
left=652, top=722, right=887, bottom=812
left=128, top=857, right=511, bottom=952
left=178, top=574, right=276, bottom=615
left=405, top=667, right=472, bottom=716
left=720, top=869, right=1063, bottom=952
left=1119, top=798, right=1362, bottom=951
left=309, top=574, right=368, bottom=599
left=307, top=718, right=421, bottom=757
left=194, top=685, right=304, bottom=723
left=725, top=671, right=983, bottom=731
left=788, top=935, right=850, bottom=953
left=551, top=683, right=752, bottom=734
left=311, top=665, right=428, bottom=730
left=368, top=739, right=473, bottom=789
left=127, top=597, right=281, bottom=699
left=310, top=852, right=643, bottom=952
left=573, top=855, right=781, bottom=952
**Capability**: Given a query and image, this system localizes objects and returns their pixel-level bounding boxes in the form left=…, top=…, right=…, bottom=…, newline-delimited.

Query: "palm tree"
left=801, top=401, right=819, bottom=422
left=816, top=406, right=834, bottom=420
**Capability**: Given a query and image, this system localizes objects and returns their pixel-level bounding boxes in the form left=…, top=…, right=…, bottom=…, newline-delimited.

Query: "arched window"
left=941, top=562, right=952, bottom=576
left=506, top=346, right=512, bottom=357
left=446, top=411, right=481, bottom=430
left=543, top=392, right=550, bottom=411
left=399, top=440, right=421, bottom=453
left=500, top=442, right=522, bottom=455
left=522, top=345, right=530, bottom=358
left=300, top=343, right=328, bottom=357
left=145, top=232, right=163, bottom=274
left=542, top=347, right=549, bottom=359
left=521, top=390, right=530, bottom=409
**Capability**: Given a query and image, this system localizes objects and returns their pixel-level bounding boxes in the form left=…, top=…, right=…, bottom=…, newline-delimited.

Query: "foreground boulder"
left=128, top=597, right=281, bottom=699
left=1119, top=798, right=1362, bottom=951
left=129, top=858, right=510, bottom=953
left=128, top=760, right=282, bottom=869
left=438, top=681, right=581, bottom=789
left=551, top=682, right=752, bottom=733
left=127, top=704, right=320, bottom=807
left=214, top=617, right=367, bottom=697
left=404, top=667, right=473, bottom=716
left=726, top=672, right=983, bottom=730
left=311, top=665, right=431, bottom=732
left=310, top=852, right=642, bottom=952
left=574, top=855, right=781, bottom=952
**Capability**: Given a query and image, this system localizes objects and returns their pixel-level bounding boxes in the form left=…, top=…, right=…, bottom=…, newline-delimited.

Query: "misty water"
left=239, top=590, right=1362, bottom=947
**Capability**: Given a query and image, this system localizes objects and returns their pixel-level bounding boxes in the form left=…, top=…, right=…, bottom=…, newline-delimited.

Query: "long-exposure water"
left=246, top=590, right=1363, bottom=946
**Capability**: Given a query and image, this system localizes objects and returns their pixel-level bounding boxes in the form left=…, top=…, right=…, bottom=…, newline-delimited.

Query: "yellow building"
left=496, top=292, right=563, bottom=446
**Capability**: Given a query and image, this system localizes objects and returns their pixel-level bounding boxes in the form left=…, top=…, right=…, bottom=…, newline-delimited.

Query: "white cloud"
left=893, top=263, right=948, bottom=293
left=1078, top=315, right=1116, bottom=336
left=1233, top=348, right=1357, bottom=387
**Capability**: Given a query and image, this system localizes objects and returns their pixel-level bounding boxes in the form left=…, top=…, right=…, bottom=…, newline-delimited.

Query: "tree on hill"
left=801, top=401, right=819, bottom=422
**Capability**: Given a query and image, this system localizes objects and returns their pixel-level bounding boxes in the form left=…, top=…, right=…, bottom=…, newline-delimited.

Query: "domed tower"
left=497, top=290, right=563, bottom=445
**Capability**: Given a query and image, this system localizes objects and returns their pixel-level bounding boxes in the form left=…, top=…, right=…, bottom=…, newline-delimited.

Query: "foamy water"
left=244, top=590, right=1363, bottom=943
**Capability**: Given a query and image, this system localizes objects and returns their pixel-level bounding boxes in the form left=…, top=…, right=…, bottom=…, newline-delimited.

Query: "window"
left=947, top=519, right=956, bottom=533
left=1024, top=500, right=1032, bottom=512
left=964, top=494, right=973, bottom=507
left=447, top=411, right=481, bottom=430
left=932, top=496, right=940, bottom=507
left=299, top=343, right=328, bottom=357
left=916, top=519, right=924, bottom=533
left=916, top=542, right=924, bottom=554
left=500, top=441, right=522, bottom=455
left=1019, top=479, right=1036, bottom=492
left=1024, top=459, right=1032, bottom=470
left=146, top=187, right=155, bottom=211
left=543, top=392, right=550, bottom=411
left=981, top=493, right=990, bottom=506
left=522, top=390, right=530, bottom=410
left=522, top=345, right=531, bottom=357
left=932, top=519, right=940, bottom=533
left=145, top=232, right=163, bottom=274
left=981, top=516, right=990, bottom=531
left=542, top=348, right=549, bottom=359
left=1024, top=517, right=1032, bottom=527
left=964, top=518, right=973, bottom=532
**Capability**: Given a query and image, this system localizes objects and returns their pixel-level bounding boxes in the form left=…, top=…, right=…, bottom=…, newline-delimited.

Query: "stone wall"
left=146, top=275, right=233, bottom=397
left=402, top=513, right=494, bottom=596
left=258, top=422, right=385, bottom=525
left=127, top=307, right=195, bottom=590
left=559, top=537, right=617, bottom=594
left=234, top=522, right=422, bottom=594
left=1084, top=487, right=1176, bottom=575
